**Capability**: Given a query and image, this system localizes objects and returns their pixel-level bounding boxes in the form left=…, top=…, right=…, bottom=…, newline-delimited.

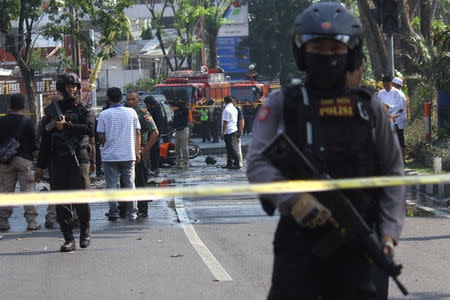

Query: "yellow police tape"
left=0, top=174, right=449, bottom=207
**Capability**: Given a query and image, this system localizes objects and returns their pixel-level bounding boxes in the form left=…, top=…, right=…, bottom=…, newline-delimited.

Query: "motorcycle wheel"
left=188, top=143, right=200, bottom=159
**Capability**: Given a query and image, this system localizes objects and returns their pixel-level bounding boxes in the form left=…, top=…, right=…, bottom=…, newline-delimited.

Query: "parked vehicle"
left=159, top=129, right=200, bottom=167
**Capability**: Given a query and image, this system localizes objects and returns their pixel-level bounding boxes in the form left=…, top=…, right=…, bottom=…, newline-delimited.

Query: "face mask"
left=304, top=53, right=348, bottom=96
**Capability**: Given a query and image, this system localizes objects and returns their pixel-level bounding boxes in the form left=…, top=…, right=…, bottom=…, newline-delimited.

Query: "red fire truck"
left=154, top=70, right=230, bottom=107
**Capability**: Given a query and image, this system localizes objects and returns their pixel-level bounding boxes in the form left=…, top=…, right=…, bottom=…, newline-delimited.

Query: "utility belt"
left=224, top=131, right=237, bottom=137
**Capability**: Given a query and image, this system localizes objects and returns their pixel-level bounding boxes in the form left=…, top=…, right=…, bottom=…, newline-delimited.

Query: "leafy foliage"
left=124, top=76, right=165, bottom=93
left=169, top=0, right=204, bottom=69
left=400, top=28, right=450, bottom=92
left=43, top=0, right=134, bottom=61
left=30, top=49, right=48, bottom=75
left=405, top=118, right=450, bottom=171
left=141, top=24, right=153, bottom=40
left=202, top=0, right=234, bottom=69
left=248, top=0, right=312, bottom=84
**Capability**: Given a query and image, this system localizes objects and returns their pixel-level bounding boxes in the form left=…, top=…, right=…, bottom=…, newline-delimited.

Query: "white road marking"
left=174, top=196, right=233, bottom=281
left=406, top=200, right=450, bottom=218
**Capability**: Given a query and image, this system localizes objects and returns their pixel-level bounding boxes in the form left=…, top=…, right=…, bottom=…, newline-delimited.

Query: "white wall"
left=98, top=58, right=150, bottom=91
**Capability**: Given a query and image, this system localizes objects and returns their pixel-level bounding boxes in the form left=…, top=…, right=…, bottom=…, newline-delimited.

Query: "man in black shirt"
left=144, top=96, right=164, bottom=175
left=0, top=94, right=41, bottom=231
left=35, top=73, right=95, bottom=252
left=173, top=99, right=190, bottom=170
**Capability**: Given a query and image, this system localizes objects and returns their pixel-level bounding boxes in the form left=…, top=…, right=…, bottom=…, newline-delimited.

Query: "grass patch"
left=404, top=158, right=434, bottom=174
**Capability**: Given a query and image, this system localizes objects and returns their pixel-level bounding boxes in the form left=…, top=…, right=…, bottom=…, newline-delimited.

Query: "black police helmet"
left=144, top=95, right=157, bottom=106
left=56, top=72, right=81, bottom=93
left=292, top=2, right=364, bottom=72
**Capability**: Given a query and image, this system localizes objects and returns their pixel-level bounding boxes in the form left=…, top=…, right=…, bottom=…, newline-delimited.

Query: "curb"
left=405, top=170, right=450, bottom=199
left=199, top=144, right=450, bottom=201
left=200, top=145, right=248, bottom=156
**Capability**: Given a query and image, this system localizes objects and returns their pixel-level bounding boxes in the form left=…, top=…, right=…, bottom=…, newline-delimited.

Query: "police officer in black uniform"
left=246, top=3, right=405, bottom=299
left=35, top=72, right=95, bottom=252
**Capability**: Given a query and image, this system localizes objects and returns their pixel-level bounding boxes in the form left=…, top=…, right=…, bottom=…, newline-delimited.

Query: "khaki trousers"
left=175, top=127, right=189, bottom=169
left=0, top=156, right=38, bottom=221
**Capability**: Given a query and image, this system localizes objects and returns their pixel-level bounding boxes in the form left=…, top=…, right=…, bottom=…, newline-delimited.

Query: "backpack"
left=0, top=116, right=27, bottom=164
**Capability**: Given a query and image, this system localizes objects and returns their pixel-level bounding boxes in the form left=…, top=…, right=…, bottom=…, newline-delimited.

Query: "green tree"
left=0, top=0, right=133, bottom=122
left=203, top=0, right=233, bottom=69
left=0, top=0, right=46, bottom=121
left=141, top=24, right=153, bottom=40
left=144, top=0, right=175, bottom=71
left=43, top=0, right=134, bottom=68
left=169, top=0, right=203, bottom=70
left=30, top=49, right=48, bottom=75
left=248, top=0, right=311, bottom=84
left=144, top=0, right=204, bottom=71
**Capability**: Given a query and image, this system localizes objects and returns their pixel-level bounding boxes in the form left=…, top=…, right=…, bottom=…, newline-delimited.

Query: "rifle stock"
left=261, top=132, right=408, bottom=296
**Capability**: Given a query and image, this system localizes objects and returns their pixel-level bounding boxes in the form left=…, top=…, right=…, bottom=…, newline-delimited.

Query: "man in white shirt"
left=97, top=87, right=141, bottom=221
left=221, top=96, right=239, bottom=169
left=378, top=76, right=407, bottom=161
left=392, top=77, right=407, bottom=158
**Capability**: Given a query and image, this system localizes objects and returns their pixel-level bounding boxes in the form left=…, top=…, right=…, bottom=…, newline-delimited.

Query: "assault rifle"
left=44, top=101, right=80, bottom=167
left=261, top=132, right=408, bottom=296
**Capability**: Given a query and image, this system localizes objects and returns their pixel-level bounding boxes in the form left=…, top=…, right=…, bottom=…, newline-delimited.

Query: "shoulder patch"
left=140, top=107, right=147, bottom=113
left=257, top=106, right=270, bottom=122
left=144, top=114, right=153, bottom=122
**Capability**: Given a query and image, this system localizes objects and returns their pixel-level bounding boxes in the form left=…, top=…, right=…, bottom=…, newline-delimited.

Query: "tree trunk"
left=420, top=0, right=432, bottom=41
left=21, top=69, right=38, bottom=124
left=187, top=54, right=193, bottom=70
left=395, top=0, right=416, bottom=75
left=408, top=0, right=421, bottom=18
left=207, top=29, right=218, bottom=69
left=357, top=0, right=387, bottom=80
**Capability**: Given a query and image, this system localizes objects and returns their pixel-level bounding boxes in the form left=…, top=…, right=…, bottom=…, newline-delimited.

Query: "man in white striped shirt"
left=97, top=87, right=141, bottom=221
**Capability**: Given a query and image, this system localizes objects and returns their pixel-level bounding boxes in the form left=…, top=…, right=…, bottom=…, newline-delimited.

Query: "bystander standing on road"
left=144, top=96, right=164, bottom=175
left=242, top=100, right=253, bottom=135
left=209, top=99, right=220, bottom=143
left=173, top=99, right=190, bottom=171
left=199, top=102, right=211, bottom=142
left=96, top=87, right=141, bottom=222
left=232, top=97, right=245, bottom=168
left=125, top=91, right=158, bottom=218
left=35, top=72, right=94, bottom=252
left=221, top=96, right=239, bottom=169
left=0, top=94, right=41, bottom=232
left=36, top=106, right=57, bottom=229
left=392, top=77, right=407, bottom=159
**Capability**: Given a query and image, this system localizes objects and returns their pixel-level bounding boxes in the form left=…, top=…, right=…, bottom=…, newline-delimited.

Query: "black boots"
left=60, top=225, right=91, bottom=252
left=80, top=224, right=91, bottom=249
left=60, top=232, right=76, bottom=252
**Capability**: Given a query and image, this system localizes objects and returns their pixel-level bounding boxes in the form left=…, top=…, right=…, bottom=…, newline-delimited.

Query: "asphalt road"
left=1, top=155, right=449, bottom=300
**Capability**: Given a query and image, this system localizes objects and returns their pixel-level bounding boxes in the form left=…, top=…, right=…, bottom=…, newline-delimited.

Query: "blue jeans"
left=104, top=161, right=137, bottom=218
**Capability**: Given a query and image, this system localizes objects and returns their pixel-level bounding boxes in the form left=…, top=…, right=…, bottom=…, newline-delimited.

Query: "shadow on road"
left=399, top=235, right=450, bottom=242
left=390, top=292, right=450, bottom=299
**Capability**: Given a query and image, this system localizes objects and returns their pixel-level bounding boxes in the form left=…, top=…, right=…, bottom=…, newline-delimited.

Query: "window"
left=123, top=57, right=140, bottom=71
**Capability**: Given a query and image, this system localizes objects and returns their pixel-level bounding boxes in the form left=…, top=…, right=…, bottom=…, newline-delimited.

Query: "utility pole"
left=382, top=0, right=398, bottom=77
left=386, top=34, right=394, bottom=78
left=373, top=0, right=399, bottom=77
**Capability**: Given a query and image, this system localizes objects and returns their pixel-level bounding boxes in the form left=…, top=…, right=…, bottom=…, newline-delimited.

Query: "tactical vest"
left=283, top=84, right=379, bottom=223
left=50, top=100, right=90, bottom=158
